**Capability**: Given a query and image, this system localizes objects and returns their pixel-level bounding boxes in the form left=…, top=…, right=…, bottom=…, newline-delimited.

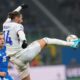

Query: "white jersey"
left=3, top=20, right=24, bottom=56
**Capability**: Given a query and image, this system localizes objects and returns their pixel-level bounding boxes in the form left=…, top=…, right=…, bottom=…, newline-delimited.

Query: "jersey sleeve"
left=15, top=24, right=27, bottom=43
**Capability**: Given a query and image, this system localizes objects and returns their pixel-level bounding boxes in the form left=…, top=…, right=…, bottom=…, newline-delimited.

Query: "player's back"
left=3, top=21, right=23, bottom=56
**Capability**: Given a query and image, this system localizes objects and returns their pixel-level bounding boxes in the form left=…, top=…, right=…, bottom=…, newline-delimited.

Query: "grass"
left=67, top=77, right=80, bottom=80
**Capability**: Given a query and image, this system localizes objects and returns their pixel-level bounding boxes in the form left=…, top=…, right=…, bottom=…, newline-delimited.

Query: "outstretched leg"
left=38, top=37, right=74, bottom=48
left=11, top=37, right=74, bottom=63
left=19, top=37, right=74, bottom=62
left=13, top=37, right=75, bottom=80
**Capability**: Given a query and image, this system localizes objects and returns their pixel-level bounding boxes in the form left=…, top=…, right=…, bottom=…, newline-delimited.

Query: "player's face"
left=16, top=14, right=23, bottom=23
left=0, top=35, right=4, bottom=48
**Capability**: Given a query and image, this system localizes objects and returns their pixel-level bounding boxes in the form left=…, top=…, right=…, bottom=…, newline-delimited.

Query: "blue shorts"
left=0, top=75, right=13, bottom=80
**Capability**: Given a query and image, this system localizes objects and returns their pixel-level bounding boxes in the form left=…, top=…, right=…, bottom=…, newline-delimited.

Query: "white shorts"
left=14, top=62, right=30, bottom=80
left=10, top=41, right=41, bottom=79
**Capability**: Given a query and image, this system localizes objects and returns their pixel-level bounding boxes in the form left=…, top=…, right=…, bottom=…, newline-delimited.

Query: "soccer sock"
left=43, top=37, right=74, bottom=46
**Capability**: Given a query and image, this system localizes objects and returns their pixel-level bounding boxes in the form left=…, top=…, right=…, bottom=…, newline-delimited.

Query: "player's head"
left=8, top=11, right=23, bottom=23
left=0, top=32, right=4, bottom=48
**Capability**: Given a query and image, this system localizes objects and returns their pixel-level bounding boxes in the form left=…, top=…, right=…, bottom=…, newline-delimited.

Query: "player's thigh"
left=18, top=41, right=41, bottom=62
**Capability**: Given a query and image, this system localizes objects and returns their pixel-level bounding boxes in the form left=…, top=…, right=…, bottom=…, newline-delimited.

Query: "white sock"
left=43, top=37, right=74, bottom=46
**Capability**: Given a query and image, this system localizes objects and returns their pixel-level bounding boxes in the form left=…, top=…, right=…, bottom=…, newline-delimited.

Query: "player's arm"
left=14, top=4, right=28, bottom=12
left=5, top=4, right=28, bottom=23
left=18, top=30, right=28, bottom=49
left=0, top=72, right=6, bottom=77
left=5, top=6, right=22, bottom=23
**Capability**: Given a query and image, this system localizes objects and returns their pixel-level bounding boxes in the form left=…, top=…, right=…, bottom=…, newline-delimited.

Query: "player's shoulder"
left=13, top=23, right=24, bottom=32
left=14, top=23, right=23, bottom=27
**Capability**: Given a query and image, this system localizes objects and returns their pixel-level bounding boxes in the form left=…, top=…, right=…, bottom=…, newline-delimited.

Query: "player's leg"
left=13, top=39, right=46, bottom=80
left=22, top=75, right=31, bottom=80
left=20, top=37, right=75, bottom=80
left=14, top=37, right=75, bottom=63
left=11, top=37, right=75, bottom=80
left=42, top=37, right=74, bottom=47
left=18, top=37, right=74, bottom=62
left=12, top=61, right=31, bottom=80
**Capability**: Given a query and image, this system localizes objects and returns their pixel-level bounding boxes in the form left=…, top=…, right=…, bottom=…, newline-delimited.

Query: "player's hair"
left=8, top=11, right=21, bottom=20
left=0, top=32, right=3, bottom=35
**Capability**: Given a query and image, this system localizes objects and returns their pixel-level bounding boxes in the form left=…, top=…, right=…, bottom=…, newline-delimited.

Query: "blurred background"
left=1, top=0, right=80, bottom=80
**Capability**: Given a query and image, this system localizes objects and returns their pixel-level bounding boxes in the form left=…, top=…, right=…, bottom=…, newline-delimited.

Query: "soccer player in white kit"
left=3, top=5, right=79, bottom=80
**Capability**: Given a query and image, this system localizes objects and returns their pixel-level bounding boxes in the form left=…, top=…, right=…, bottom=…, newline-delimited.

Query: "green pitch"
left=67, top=77, right=80, bottom=80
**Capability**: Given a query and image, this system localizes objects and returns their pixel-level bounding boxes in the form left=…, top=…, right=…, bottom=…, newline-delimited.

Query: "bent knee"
left=38, top=38, right=47, bottom=48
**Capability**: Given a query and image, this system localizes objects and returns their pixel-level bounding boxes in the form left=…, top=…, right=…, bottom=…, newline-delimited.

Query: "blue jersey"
left=0, top=46, right=13, bottom=80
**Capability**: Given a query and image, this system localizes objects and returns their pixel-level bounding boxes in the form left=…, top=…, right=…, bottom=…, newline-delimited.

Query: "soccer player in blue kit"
left=0, top=32, right=13, bottom=80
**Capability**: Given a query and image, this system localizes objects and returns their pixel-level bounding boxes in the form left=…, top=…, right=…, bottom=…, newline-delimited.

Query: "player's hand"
left=21, top=4, right=28, bottom=9
left=22, top=40, right=28, bottom=49
left=71, top=39, right=80, bottom=48
left=0, top=72, right=6, bottom=77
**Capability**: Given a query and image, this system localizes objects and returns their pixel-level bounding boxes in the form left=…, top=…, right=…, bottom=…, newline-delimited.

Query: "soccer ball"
left=66, top=34, right=78, bottom=42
